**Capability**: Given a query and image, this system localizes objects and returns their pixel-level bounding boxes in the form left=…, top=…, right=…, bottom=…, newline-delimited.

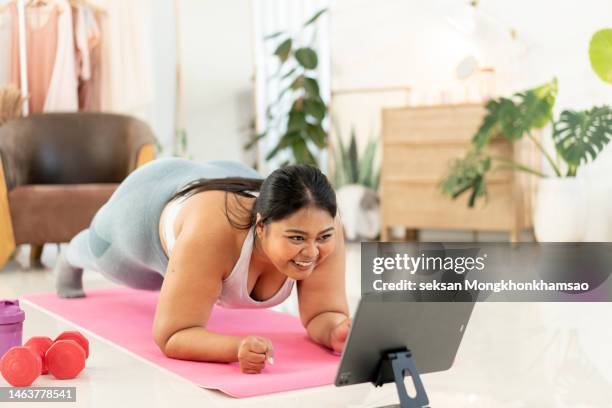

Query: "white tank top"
left=163, top=196, right=188, bottom=253
left=162, top=197, right=295, bottom=309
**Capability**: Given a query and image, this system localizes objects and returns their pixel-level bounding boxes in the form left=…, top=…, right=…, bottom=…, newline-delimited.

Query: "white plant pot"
left=584, top=174, right=612, bottom=241
left=533, top=177, right=587, bottom=242
left=336, top=184, right=380, bottom=242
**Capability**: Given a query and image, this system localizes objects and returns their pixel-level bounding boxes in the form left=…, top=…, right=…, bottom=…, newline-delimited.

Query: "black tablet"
left=335, top=294, right=475, bottom=387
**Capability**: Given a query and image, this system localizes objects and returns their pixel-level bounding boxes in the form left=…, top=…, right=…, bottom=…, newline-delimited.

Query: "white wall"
left=167, top=0, right=612, bottom=174
left=177, top=0, right=255, bottom=164
left=149, top=0, right=177, bottom=153
left=331, top=0, right=612, bottom=162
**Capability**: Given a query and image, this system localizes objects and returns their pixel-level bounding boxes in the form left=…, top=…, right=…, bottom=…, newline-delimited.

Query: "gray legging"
left=63, top=158, right=262, bottom=290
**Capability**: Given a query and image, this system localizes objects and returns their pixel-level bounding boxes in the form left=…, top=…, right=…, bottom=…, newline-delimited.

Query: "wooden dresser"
left=379, top=103, right=537, bottom=242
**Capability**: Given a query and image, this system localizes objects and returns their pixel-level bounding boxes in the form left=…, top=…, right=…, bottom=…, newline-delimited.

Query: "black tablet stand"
left=373, top=347, right=430, bottom=408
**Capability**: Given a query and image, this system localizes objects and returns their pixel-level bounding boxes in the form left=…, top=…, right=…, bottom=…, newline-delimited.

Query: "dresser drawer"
left=380, top=181, right=516, bottom=230
left=382, top=140, right=512, bottom=183
left=382, top=104, right=486, bottom=143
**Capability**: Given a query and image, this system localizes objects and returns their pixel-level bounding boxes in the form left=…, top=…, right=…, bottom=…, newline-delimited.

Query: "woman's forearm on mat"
left=162, top=326, right=243, bottom=363
left=306, top=311, right=348, bottom=349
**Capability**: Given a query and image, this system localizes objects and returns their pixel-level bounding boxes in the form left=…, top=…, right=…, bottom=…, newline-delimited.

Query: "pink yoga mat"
left=21, top=288, right=340, bottom=397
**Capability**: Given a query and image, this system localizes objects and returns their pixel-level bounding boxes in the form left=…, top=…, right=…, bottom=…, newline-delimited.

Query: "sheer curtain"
left=252, top=0, right=332, bottom=176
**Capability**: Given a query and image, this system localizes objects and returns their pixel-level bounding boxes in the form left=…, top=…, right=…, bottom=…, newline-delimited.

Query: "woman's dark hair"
left=167, top=164, right=337, bottom=230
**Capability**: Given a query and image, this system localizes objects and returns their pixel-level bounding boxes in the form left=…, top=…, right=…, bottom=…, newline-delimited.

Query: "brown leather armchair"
left=0, top=112, right=156, bottom=268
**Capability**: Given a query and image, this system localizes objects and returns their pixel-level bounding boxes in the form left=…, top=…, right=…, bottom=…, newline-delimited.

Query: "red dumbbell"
left=0, top=330, right=89, bottom=386
left=25, top=336, right=53, bottom=374
left=0, top=346, right=42, bottom=387
left=54, top=331, right=89, bottom=359
left=0, top=336, right=54, bottom=386
left=46, top=331, right=89, bottom=380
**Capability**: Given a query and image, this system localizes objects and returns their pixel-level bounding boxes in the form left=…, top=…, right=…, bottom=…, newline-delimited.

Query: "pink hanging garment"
left=10, top=0, right=78, bottom=113
left=11, top=3, right=59, bottom=113
left=9, top=0, right=78, bottom=113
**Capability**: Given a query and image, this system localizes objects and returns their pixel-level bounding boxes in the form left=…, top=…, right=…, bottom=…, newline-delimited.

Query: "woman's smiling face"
left=255, top=205, right=337, bottom=280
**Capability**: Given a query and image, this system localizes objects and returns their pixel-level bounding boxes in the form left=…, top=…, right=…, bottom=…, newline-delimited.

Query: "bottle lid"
left=0, top=299, right=25, bottom=325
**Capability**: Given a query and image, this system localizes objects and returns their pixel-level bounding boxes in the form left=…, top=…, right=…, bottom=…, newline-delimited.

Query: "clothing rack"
left=3, top=0, right=103, bottom=116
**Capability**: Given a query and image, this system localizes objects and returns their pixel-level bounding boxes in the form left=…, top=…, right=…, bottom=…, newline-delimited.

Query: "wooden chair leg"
left=404, top=228, right=419, bottom=242
left=380, top=226, right=389, bottom=242
left=0, top=243, right=15, bottom=269
left=30, top=244, right=44, bottom=268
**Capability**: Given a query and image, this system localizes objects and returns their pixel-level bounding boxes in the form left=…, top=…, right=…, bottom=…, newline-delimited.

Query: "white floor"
left=2, top=244, right=612, bottom=407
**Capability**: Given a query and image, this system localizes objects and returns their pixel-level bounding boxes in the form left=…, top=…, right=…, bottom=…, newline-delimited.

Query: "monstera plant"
left=553, top=106, right=612, bottom=176
left=441, top=79, right=612, bottom=205
left=441, top=79, right=556, bottom=206
left=441, top=78, right=612, bottom=241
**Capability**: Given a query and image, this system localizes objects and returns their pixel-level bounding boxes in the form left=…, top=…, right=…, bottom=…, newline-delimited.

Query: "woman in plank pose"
left=55, top=158, right=350, bottom=374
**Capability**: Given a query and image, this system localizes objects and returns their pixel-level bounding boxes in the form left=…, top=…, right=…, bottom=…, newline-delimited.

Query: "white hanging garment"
left=88, top=0, right=154, bottom=113
left=0, top=5, right=13, bottom=85
left=74, top=4, right=91, bottom=81
left=42, top=0, right=77, bottom=112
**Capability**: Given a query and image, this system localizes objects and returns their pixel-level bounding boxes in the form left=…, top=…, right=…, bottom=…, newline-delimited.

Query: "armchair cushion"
left=9, top=184, right=118, bottom=245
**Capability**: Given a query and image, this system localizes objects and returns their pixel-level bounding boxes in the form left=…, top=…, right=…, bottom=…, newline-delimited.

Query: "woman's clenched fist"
left=237, top=335, right=274, bottom=374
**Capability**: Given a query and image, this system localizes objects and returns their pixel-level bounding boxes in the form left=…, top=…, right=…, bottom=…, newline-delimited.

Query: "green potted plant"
left=589, top=28, right=612, bottom=85
left=441, top=78, right=612, bottom=241
left=331, top=124, right=381, bottom=241
left=153, top=128, right=191, bottom=160
left=245, top=8, right=329, bottom=167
